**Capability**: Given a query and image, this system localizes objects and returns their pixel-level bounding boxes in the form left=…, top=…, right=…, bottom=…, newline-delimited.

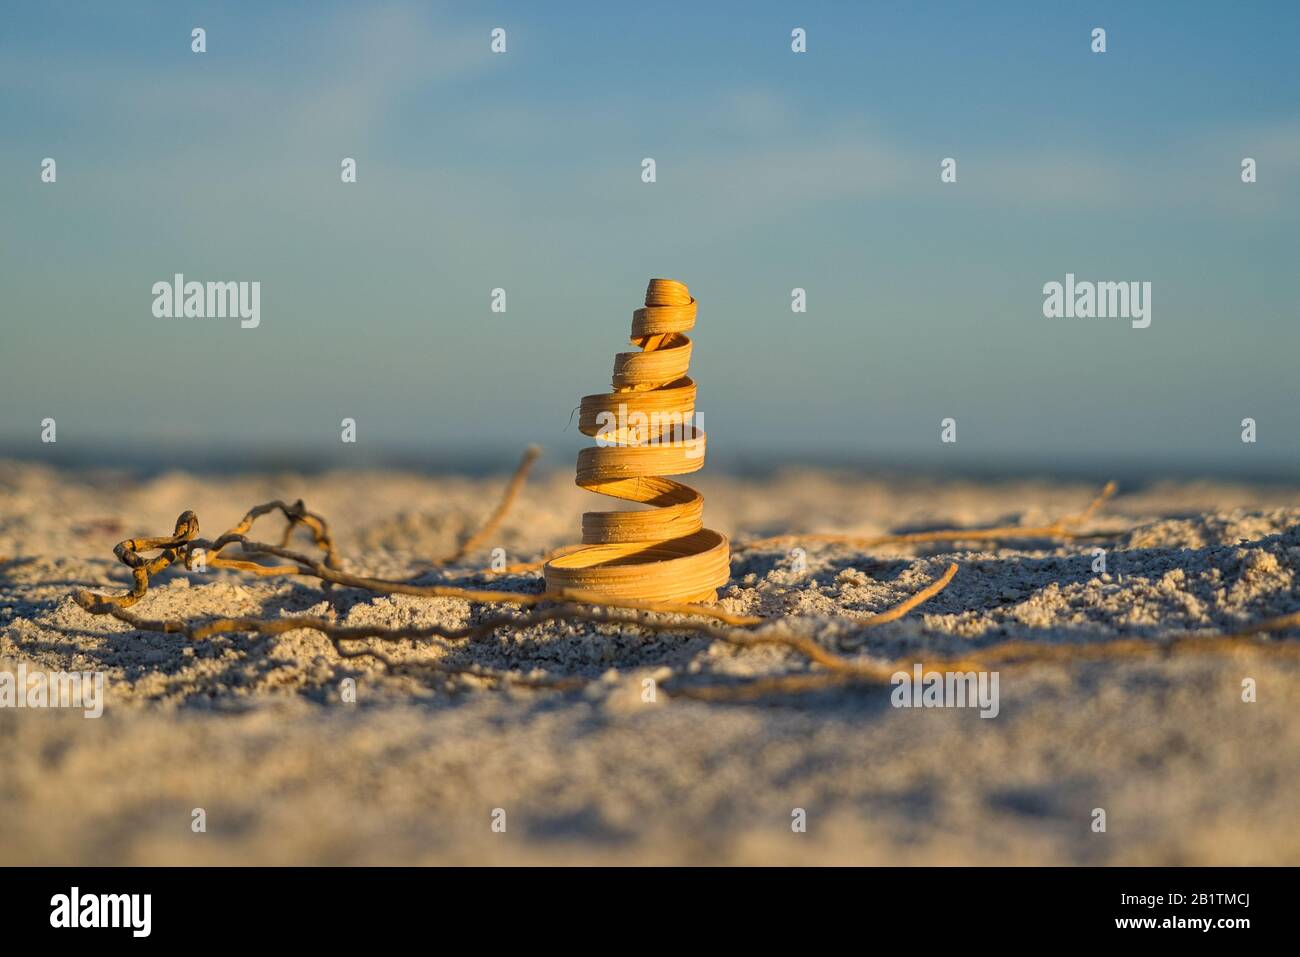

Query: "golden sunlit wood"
left=543, top=279, right=731, bottom=603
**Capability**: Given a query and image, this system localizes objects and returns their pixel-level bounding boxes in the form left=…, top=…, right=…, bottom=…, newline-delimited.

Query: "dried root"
left=430, top=444, right=540, bottom=567
left=69, top=458, right=1296, bottom=700
left=735, top=481, right=1118, bottom=552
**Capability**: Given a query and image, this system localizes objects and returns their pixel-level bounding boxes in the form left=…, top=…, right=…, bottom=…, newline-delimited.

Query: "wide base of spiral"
left=543, top=528, right=730, bottom=604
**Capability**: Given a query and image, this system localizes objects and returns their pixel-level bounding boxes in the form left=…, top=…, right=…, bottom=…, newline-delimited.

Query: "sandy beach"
left=2, top=458, right=1297, bottom=865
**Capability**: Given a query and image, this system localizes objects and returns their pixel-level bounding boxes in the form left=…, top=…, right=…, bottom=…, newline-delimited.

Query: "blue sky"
left=2, top=1, right=1298, bottom=475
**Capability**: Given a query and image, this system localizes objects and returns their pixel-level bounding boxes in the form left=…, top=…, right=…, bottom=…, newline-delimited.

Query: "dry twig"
left=68, top=460, right=1297, bottom=699
left=735, top=481, right=1118, bottom=552
left=430, top=445, right=540, bottom=567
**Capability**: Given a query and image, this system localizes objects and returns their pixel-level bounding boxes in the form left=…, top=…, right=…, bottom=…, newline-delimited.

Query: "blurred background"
left=2, top=0, right=1297, bottom=480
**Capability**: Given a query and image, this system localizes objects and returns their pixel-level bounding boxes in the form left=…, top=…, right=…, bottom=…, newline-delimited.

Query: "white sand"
left=1, top=459, right=1297, bottom=864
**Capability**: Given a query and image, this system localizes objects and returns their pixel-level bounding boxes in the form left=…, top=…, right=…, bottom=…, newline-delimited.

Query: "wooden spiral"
left=543, top=279, right=730, bottom=603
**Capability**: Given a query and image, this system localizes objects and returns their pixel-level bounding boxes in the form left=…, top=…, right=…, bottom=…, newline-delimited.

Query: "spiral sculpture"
left=543, top=279, right=730, bottom=603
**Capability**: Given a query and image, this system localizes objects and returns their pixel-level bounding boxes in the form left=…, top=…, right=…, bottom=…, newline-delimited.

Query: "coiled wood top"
left=543, top=279, right=730, bottom=603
